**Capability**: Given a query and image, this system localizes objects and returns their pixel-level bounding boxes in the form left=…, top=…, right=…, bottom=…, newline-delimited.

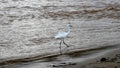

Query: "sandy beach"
left=0, top=0, right=120, bottom=68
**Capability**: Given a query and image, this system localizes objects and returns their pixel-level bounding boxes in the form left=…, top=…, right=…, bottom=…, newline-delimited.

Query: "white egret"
left=55, top=23, right=72, bottom=54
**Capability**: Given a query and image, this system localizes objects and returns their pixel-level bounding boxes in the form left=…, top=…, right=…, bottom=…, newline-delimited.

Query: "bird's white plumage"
left=55, top=31, right=69, bottom=39
left=54, top=23, right=71, bottom=39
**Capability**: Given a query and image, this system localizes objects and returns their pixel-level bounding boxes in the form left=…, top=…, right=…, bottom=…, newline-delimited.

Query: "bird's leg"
left=63, top=39, right=69, bottom=47
left=59, top=39, right=62, bottom=54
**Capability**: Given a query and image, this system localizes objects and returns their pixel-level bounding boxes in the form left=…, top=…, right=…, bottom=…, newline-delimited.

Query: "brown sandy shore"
left=66, top=48, right=120, bottom=68
left=0, top=45, right=120, bottom=68
left=0, top=0, right=120, bottom=68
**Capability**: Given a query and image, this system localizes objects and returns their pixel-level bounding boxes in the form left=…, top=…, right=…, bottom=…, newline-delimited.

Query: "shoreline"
left=1, top=44, right=120, bottom=68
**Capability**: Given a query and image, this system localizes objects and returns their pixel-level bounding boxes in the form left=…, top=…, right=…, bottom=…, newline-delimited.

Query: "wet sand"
left=1, top=45, right=120, bottom=68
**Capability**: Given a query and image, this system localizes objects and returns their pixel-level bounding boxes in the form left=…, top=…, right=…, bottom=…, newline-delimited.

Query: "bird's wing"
left=55, top=31, right=69, bottom=38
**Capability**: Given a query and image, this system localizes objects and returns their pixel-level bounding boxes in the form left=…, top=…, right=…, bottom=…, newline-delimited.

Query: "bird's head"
left=68, top=23, right=72, bottom=28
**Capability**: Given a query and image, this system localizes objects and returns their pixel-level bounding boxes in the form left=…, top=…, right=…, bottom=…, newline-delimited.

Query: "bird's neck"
left=67, top=25, right=70, bottom=33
